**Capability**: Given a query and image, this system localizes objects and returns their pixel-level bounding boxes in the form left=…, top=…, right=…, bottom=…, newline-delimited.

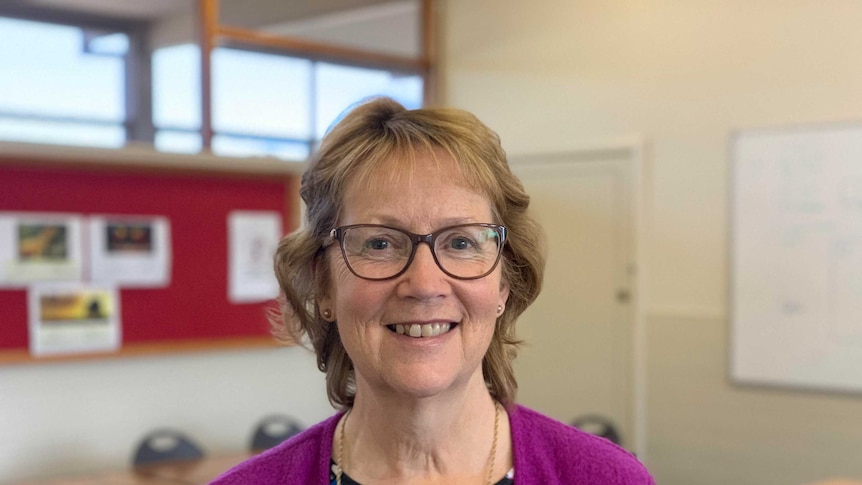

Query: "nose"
left=396, top=243, right=451, bottom=300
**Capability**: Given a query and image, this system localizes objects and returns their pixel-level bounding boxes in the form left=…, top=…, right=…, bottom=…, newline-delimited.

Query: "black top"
left=330, top=460, right=515, bottom=484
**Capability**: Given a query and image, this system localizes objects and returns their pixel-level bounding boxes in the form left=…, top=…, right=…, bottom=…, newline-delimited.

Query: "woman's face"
left=321, top=151, right=509, bottom=402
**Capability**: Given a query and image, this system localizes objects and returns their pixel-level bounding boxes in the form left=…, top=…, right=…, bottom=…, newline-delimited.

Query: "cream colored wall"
left=440, top=1, right=862, bottom=484
left=0, top=347, right=333, bottom=483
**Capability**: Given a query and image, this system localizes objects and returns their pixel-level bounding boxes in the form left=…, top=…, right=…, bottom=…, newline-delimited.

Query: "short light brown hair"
left=273, top=97, right=545, bottom=408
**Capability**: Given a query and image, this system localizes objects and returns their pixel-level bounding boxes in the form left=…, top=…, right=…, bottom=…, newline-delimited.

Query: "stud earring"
left=497, top=305, right=504, bottom=314
left=322, top=309, right=332, bottom=320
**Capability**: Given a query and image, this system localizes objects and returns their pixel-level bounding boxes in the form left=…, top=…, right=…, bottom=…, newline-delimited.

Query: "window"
left=152, top=43, right=202, bottom=154
left=0, top=16, right=127, bottom=148
left=0, top=5, right=426, bottom=162
left=314, top=62, right=423, bottom=139
left=152, top=45, right=423, bottom=161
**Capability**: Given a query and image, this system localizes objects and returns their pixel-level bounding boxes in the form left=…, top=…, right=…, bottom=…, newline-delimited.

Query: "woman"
left=213, top=98, right=654, bottom=484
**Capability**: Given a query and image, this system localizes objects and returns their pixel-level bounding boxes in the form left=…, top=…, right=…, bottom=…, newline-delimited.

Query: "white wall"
left=0, top=346, right=333, bottom=483
left=440, top=1, right=862, bottom=484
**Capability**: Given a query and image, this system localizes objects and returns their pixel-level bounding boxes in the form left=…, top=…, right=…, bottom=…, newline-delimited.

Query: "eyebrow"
left=364, top=215, right=482, bottom=230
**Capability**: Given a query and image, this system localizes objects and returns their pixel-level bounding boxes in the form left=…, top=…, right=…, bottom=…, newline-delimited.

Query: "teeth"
left=394, top=323, right=453, bottom=338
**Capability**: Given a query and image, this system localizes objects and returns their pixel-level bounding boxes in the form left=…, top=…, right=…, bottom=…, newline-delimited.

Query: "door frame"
left=508, top=136, right=648, bottom=461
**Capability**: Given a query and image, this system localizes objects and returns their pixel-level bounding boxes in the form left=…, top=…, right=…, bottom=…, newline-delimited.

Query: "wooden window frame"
left=196, top=0, right=438, bottom=150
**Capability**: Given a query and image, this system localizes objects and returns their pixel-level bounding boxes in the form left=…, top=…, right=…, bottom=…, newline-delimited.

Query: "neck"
left=337, top=378, right=509, bottom=483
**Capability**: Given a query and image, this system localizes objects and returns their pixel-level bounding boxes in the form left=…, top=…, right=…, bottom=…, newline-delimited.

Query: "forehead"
left=354, top=147, right=458, bottom=185
left=352, top=146, right=493, bottom=197
left=340, top=150, right=495, bottom=225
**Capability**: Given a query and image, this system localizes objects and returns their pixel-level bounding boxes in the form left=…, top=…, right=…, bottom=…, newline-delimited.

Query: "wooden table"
left=8, top=471, right=176, bottom=485
left=135, top=453, right=252, bottom=484
left=8, top=453, right=252, bottom=485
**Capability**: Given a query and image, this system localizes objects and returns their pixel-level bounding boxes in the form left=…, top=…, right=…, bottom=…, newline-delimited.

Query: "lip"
left=388, top=319, right=456, bottom=326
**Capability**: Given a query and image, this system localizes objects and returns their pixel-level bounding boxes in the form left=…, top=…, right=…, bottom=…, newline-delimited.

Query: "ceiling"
left=6, top=0, right=419, bottom=57
left=21, top=0, right=190, bottom=20
left=18, top=0, right=400, bottom=25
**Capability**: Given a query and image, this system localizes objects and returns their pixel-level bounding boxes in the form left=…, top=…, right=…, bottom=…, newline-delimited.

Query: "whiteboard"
left=730, top=123, right=862, bottom=394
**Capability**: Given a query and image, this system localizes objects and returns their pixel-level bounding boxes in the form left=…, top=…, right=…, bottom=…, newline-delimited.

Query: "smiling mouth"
left=387, top=323, right=456, bottom=338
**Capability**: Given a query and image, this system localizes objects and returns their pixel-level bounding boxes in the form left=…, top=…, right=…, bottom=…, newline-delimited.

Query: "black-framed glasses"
left=328, top=223, right=507, bottom=281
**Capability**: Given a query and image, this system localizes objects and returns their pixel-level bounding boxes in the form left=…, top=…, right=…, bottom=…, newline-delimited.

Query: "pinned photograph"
left=0, top=213, right=84, bottom=286
left=28, top=284, right=121, bottom=356
left=106, top=222, right=153, bottom=253
left=89, top=216, right=171, bottom=287
left=18, top=223, right=68, bottom=261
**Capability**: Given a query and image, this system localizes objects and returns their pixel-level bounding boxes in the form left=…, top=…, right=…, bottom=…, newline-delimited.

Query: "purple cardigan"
left=211, top=405, right=654, bottom=484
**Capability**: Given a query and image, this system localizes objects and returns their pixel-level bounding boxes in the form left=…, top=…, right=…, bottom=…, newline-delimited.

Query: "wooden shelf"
left=0, top=336, right=291, bottom=366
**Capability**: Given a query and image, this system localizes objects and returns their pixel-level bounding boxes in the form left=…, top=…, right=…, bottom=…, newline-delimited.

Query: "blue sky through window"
left=0, top=17, right=124, bottom=120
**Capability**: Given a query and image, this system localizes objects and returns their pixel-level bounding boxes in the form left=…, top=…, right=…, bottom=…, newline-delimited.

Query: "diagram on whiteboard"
left=732, top=124, right=862, bottom=393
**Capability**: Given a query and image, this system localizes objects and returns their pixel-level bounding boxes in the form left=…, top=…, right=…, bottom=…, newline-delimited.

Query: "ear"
left=318, top=296, right=336, bottom=322
left=314, top=250, right=336, bottom=322
left=498, top=279, right=510, bottom=315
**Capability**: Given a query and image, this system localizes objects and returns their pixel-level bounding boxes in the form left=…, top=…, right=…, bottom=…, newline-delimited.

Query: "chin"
left=389, top=378, right=452, bottom=399
left=382, top=368, right=476, bottom=400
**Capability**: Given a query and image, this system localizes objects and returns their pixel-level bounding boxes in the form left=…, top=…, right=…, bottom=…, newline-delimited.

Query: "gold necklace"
left=335, top=409, right=349, bottom=485
left=486, top=401, right=501, bottom=485
left=335, top=402, right=501, bottom=485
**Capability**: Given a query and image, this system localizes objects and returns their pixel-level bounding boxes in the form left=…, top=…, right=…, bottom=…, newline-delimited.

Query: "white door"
left=510, top=148, right=638, bottom=451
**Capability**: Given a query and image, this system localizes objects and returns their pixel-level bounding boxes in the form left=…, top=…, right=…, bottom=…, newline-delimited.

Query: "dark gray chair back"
left=571, top=414, right=622, bottom=446
left=133, top=428, right=205, bottom=466
left=250, top=415, right=303, bottom=452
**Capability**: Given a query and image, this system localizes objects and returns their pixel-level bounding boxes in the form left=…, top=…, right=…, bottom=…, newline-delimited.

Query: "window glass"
left=0, top=116, right=124, bottom=148
left=85, top=31, right=129, bottom=56
left=212, top=48, right=312, bottom=139
left=0, top=17, right=125, bottom=122
left=154, top=44, right=314, bottom=160
left=152, top=44, right=201, bottom=130
left=154, top=130, right=202, bottom=154
left=212, top=135, right=310, bottom=161
left=315, top=62, right=423, bottom=139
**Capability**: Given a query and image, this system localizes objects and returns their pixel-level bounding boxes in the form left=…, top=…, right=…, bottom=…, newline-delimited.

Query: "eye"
left=365, top=238, right=390, bottom=250
left=448, top=236, right=474, bottom=250
left=439, top=230, right=481, bottom=253
left=349, top=230, right=408, bottom=257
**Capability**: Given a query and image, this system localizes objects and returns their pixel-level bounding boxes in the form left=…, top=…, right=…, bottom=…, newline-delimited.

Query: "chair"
left=571, top=414, right=622, bottom=446
left=132, top=428, right=205, bottom=466
left=250, top=415, right=304, bottom=452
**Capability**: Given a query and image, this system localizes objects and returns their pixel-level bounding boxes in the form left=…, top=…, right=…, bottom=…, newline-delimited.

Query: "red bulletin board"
left=0, top=154, right=296, bottom=360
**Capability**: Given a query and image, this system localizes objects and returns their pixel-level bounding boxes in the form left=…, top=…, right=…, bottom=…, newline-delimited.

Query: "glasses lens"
left=340, top=226, right=412, bottom=279
left=434, top=225, right=503, bottom=279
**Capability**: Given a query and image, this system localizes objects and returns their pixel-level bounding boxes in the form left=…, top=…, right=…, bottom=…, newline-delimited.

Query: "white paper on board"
left=228, top=210, right=282, bottom=303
